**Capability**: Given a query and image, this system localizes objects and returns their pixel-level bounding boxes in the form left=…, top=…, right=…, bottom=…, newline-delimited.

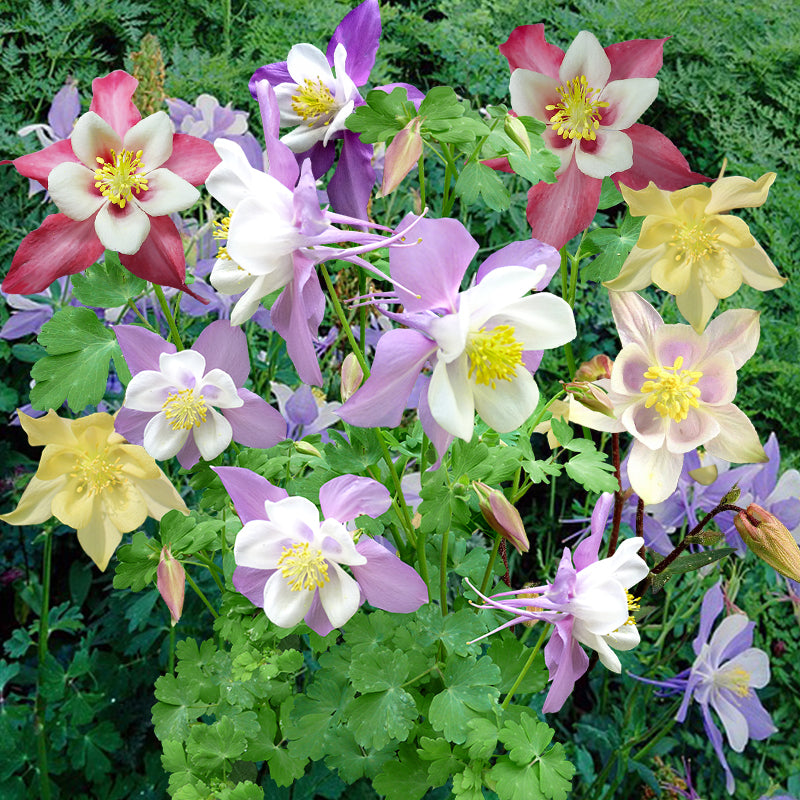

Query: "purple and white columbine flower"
left=649, top=583, right=775, bottom=794
left=214, top=467, right=428, bottom=635
left=469, top=494, right=649, bottom=712
left=114, top=321, right=286, bottom=468
left=339, top=215, right=574, bottom=460
left=271, top=382, right=341, bottom=441
left=570, top=291, right=766, bottom=505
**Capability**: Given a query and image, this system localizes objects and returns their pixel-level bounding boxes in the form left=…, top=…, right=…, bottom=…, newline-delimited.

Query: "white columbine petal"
left=94, top=201, right=151, bottom=254
left=47, top=162, right=105, bottom=221
left=428, top=356, right=475, bottom=441
left=193, top=408, right=234, bottom=460
left=135, top=168, right=199, bottom=216
left=123, top=111, right=174, bottom=170
left=559, top=31, right=611, bottom=89
left=472, top=369, right=539, bottom=433
left=70, top=112, right=121, bottom=168
left=574, top=128, right=633, bottom=178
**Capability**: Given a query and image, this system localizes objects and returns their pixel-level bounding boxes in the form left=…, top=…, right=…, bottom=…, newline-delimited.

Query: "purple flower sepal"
left=214, top=467, right=428, bottom=635
left=271, top=382, right=341, bottom=442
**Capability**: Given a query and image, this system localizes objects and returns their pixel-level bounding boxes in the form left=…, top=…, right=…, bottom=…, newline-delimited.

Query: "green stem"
left=36, top=531, right=53, bottom=800
left=195, top=554, right=225, bottom=592
left=152, top=283, right=184, bottom=350
left=558, top=247, right=577, bottom=378
left=358, top=268, right=367, bottom=353
left=320, top=263, right=369, bottom=375
left=184, top=571, right=218, bottom=619
left=480, top=533, right=502, bottom=594
left=439, top=530, right=450, bottom=615
left=168, top=624, right=176, bottom=674
left=417, top=154, right=426, bottom=210
left=501, top=624, right=549, bottom=709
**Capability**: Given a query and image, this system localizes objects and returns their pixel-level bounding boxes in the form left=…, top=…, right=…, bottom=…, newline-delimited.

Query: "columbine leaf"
left=152, top=673, right=208, bottom=740
left=581, top=213, right=643, bottom=283
left=113, top=531, right=160, bottom=591
left=455, top=161, right=510, bottom=211
left=487, top=634, right=548, bottom=694
left=349, top=648, right=409, bottom=693
left=345, top=87, right=416, bottom=143
left=372, top=748, right=430, bottom=800
left=188, top=716, right=247, bottom=774
left=597, top=176, right=624, bottom=209
left=345, top=684, right=417, bottom=750
left=160, top=510, right=222, bottom=555
left=71, top=250, right=147, bottom=307
left=417, top=737, right=464, bottom=786
left=564, top=447, right=618, bottom=494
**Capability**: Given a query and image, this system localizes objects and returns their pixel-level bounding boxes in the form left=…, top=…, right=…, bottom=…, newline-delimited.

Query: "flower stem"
left=152, top=283, right=184, bottom=350
left=417, top=154, right=426, bottom=210
left=440, top=530, right=450, bottom=615
left=480, top=532, right=502, bottom=595
left=609, top=433, right=622, bottom=556
left=35, top=531, right=53, bottom=800
left=501, top=623, right=549, bottom=709
left=558, top=247, right=577, bottom=378
left=184, top=571, right=218, bottom=619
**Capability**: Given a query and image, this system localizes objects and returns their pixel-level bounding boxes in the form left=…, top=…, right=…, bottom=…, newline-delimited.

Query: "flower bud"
left=157, top=546, right=185, bottom=626
left=734, top=503, right=800, bottom=581
left=379, top=117, right=423, bottom=197
left=472, top=481, right=529, bottom=554
left=294, top=441, right=322, bottom=458
left=340, top=353, right=364, bottom=401
left=563, top=381, right=616, bottom=417
left=503, top=114, right=531, bottom=157
left=574, top=354, right=613, bottom=382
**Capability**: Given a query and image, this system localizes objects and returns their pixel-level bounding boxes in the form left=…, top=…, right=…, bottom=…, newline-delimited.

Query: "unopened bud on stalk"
left=734, top=503, right=800, bottom=581
left=379, top=117, right=423, bottom=197
left=157, top=546, right=185, bottom=626
left=472, top=481, right=529, bottom=554
left=340, top=353, right=364, bottom=401
left=574, top=354, right=613, bottom=382
left=294, top=441, right=322, bottom=458
left=503, top=114, right=531, bottom=157
left=562, top=381, right=615, bottom=417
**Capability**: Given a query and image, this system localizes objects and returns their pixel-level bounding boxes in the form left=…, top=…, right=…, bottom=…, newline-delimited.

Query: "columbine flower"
left=271, top=382, right=341, bottom=441
left=469, top=493, right=649, bottom=712
left=4, top=71, right=219, bottom=297
left=0, top=410, right=188, bottom=570
left=605, top=173, right=786, bottom=331
left=214, top=467, right=428, bottom=635
left=339, top=215, right=574, bottom=460
left=664, top=584, right=775, bottom=794
left=114, top=321, right=286, bottom=468
left=569, top=291, right=766, bottom=505
left=500, top=25, right=706, bottom=249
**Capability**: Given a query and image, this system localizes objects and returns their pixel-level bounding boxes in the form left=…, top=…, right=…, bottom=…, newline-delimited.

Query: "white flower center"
left=466, top=324, right=524, bottom=388
left=641, top=355, right=702, bottom=422
left=162, top=388, right=208, bottom=430
left=291, top=78, right=337, bottom=123
left=278, top=542, right=330, bottom=591
left=715, top=666, right=751, bottom=698
left=546, top=75, right=609, bottom=141
left=70, top=447, right=123, bottom=496
left=94, top=148, right=149, bottom=208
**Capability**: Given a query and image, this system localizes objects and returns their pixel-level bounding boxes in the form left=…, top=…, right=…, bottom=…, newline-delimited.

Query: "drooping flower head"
left=0, top=410, right=188, bottom=570
left=4, top=71, right=220, bottom=297
left=114, top=321, right=286, bottom=468
left=339, top=215, right=575, bottom=460
left=500, top=25, right=706, bottom=249
left=606, top=173, right=785, bottom=331
left=570, top=291, right=767, bottom=505
left=469, top=494, right=649, bottom=712
left=214, top=467, right=428, bottom=635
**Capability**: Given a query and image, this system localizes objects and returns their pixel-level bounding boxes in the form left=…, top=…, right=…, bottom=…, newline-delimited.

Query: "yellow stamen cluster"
left=466, top=325, right=524, bottom=388
left=163, top=388, right=208, bottom=430
left=70, top=448, right=123, bottom=496
left=94, top=149, right=149, bottom=208
left=291, top=79, right=336, bottom=123
left=278, top=542, right=330, bottom=591
left=213, top=214, right=232, bottom=261
left=624, top=590, right=640, bottom=626
left=546, top=75, right=609, bottom=141
left=641, top=356, right=703, bottom=422
left=671, top=221, right=720, bottom=265
left=717, top=667, right=752, bottom=698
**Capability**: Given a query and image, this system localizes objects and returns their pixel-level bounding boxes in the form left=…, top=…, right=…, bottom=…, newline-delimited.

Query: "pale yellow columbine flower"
left=605, top=173, right=786, bottom=331
left=1, top=411, right=188, bottom=570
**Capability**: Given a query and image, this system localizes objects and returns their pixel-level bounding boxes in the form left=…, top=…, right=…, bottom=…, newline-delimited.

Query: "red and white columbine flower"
left=570, top=292, right=766, bottom=505
left=500, top=25, right=706, bottom=249
left=3, top=71, right=219, bottom=296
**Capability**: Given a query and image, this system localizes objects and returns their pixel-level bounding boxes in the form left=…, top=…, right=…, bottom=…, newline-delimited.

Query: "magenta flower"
left=114, top=320, right=286, bottom=468
left=570, top=291, right=766, bottom=505
left=4, top=71, right=219, bottom=297
left=499, top=25, right=706, bottom=249
left=470, top=494, right=649, bottom=712
left=214, top=467, right=428, bottom=635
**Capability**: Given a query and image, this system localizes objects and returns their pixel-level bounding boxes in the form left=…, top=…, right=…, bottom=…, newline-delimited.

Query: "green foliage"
left=71, top=251, right=148, bottom=308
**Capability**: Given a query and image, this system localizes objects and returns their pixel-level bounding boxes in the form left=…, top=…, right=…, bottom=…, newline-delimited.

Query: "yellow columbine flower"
left=605, top=173, right=786, bottom=331
left=1, top=410, right=188, bottom=570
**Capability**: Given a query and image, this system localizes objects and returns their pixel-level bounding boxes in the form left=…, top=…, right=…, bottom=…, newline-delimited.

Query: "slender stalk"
left=440, top=530, right=450, bottom=615
left=184, top=571, right=218, bottom=619
left=608, top=433, right=622, bottom=556
left=152, top=283, right=184, bottom=350
left=168, top=624, right=176, bottom=674
left=417, top=155, right=426, bottom=210
left=358, top=268, right=367, bottom=354
left=35, top=531, right=53, bottom=800
left=194, top=554, right=225, bottom=592
left=320, top=263, right=369, bottom=375
left=480, top=533, right=502, bottom=594
left=636, top=497, right=645, bottom=539
left=501, top=623, right=549, bottom=709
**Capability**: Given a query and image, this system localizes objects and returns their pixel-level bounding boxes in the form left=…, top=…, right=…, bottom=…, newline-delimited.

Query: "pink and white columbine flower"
left=469, top=494, right=649, bottom=713
left=114, top=321, right=286, bottom=468
left=214, top=467, right=428, bottom=635
left=500, top=25, right=706, bottom=249
left=4, top=71, right=219, bottom=296
left=569, top=291, right=767, bottom=505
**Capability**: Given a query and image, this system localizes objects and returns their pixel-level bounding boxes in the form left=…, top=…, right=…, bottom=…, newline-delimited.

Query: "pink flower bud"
left=472, top=481, right=529, bottom=554
left=157, top=546, right=185, bottom=626
left=340, top=353, right=364, bottom=401
left=563, top=381, right=616, bottom=417
left=574, top=354, right=613, bottom=382
left=734, top=503, right=800, bottom=581
left=379, top=117, right=423, bottom=197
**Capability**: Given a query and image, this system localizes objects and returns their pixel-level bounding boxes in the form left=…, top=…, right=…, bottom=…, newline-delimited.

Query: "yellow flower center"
left=717, top=667, right=751, bottom=698
left=671, top=220, right=720, bottom=265
left=545, top=75, right=610, bottom=141
left=641, top=356, right=703, bottom=422
left=624, top=590, right=640, bottom=626
left=94, top=149, right=149, bottom=208
left=277, top=542, right=330, bottom=591
left=291, top=78, right=337, bottom=123
left=466, top=325, right=524, bottom=389
left=213, top=214, right=232, bottom=261
left=71, top=447, right=123, bottom=496
left=162, top=388, right=208, bottom=430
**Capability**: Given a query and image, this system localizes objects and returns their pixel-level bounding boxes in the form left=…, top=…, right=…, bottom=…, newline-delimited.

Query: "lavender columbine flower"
left=214, top=467, right=428, bottom=635
left=271, top=382, right=341, bottom=441
left=114, top=321, right=286, bottom=468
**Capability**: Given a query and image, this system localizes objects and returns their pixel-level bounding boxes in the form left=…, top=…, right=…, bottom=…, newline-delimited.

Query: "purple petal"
left=114, top=325, right=174, bottom=375
left=694, top=583, right=724, bottom=655
left=252, top=80, right=300, bottom=189
left=249, top=62, right=292, bottom=96
left=352, top=537, right=428, bottom=611
left=327, top=0, right=381, bottom=86
left=232, top=565, right=274, bottom=607
left=0, top=307, right=53, bottom=339
left=326, top=130, right=375, bottom=220
left=320, top=475, right=391, bottom=522
left=338, top=328, right=436, bottom=428
left=224, top=388, right=287, bottom=448
left=701, top=703, right=735, bottom=794
left=298, top=140, right=336, bottom=178
left=192, top=319, right=249, bottom=386
left=285, top=385, right=319, bottom=426
left=213, top=466, right=288, bottom=524
left=224, top=133, right=265, bottom=172
left=476, top=238, right=560, bottom=288
left=542, top=619, right=589, bottom=713
left=736, top=693, right=777, bottom=741
left=48, top=82, right=80, bottom=139
left=573, top=492, right=613, bottom=570
left=114, top=407, right=152, bottom=445
left=718, top=619, right=754, bottom=663
left=305, top=590, right=336, bottom=636
left=752, top=432, right=779, bottom=499
left=177, top=435, right=202, bottom=469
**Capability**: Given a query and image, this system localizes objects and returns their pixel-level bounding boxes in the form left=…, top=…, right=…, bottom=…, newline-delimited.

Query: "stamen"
left=466, top=325, right=524, bottom=388
left=291, top=78, right=336, bottom=123
left=162, top=388, right=208, bottom=430
left=277, top=542, right=330, bottom=591
left=545, top=75, right=610, bottom=141
left=641, top=356, right=703, bottom=422
left=213, top=214, right=232, bottom=261
left=70, top=447, right=123, bottom=495
left=94, top=149, right=149, bottom=208
left=717, top=667, right=751, bottom=698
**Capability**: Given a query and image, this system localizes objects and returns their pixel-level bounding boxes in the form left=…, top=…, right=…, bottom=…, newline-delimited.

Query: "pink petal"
left=114, top=324, right=174, bottom=374
left=525, top=158, right=602, bottom=250
left=695, top=352, right=737, bottom=405
left=2, top=214, right=104, bottom=294
left=476, top=237, right=560, bottom=288
left=213, top=466, right=288, bottom=524
left=352, top=537, right=429, bottom=612
left=608, top=290, right=663, bottom=350
left=703, top=309, right=760, bottom=369
left=613, top=124, right=709, bottom=191
left=90, top=71, right=141, bottom=139
left=499, top=24, right=564, bottom=77
left=653, top=323, right=706, bottom=370
left=664, top=407, right=719, bottom=454
left=223, top=388, right=287, bottom=449
left=605, top=37, right=668, bottom=81
left=319, top=475, right=391, bottom=523
left=10, top=139, right=80, bottom=187
left=612, top=343, right=650, bottom=395
left=161, top=134, right=221, bottom=186
left=542, top=621, right=589, bottom=713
